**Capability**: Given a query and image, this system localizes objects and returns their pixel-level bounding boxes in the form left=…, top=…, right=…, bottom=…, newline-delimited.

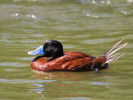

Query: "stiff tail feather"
left=104, top=38, right=127, bottom=64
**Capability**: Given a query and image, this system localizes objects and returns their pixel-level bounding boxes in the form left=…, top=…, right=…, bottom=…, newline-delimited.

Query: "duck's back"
left=30, top=51, right=96, bottom=71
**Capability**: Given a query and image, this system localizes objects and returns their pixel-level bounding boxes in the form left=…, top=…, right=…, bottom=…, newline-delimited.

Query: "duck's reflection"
left=29, top=69, right=111, bottom=100
left=31, top=69, right=94, bottom=81
left=29, top=70, right=92, bottom=95
left=29, top=83, right=44, bottom=94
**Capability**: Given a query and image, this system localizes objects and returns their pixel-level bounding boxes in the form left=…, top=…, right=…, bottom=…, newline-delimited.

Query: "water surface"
left=0, top=0, right=133, bottom=100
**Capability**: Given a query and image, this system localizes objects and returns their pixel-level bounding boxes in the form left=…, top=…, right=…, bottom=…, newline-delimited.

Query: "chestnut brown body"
left=31, top=51, right=107, bottom=71
left=29, top=39, right=127, bottom=72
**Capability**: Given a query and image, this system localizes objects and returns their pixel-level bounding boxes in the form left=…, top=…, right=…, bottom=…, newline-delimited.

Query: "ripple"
left=11, top=13, right=17, bottom=17
left=27, top=14, right=37, bottom=20
left=29, top=83, right=44, bottom=94
left=84, top=38, right=114, bottom=44
left=121, top=10, right=128, bottom=15
left=16, top=57, right=34, bottom=61
left=127, top=0, right=133, bottom=3
left=87, top=13, right=115, bottom=18
left=11, top=13, right=38, bottom=21
left=0, top=38, right=13, bottom=43
left=5, top=69, right=18, bottom=71
left=64, top=46, right=74, bottom=49
left=125, top=43, right=133, bottom=48
left=90, top=82, right=110, bottom=85
left=13, top=0, right=21, bottom=1
left=107, top=31, right=120, bottom=35
left=58, top=97, right=90, bottom=100
left=78, top=0, right=111, bottom=5
left=20, top=39, right=37, bottom=43
left=0, top=79, right=56, bottom=83
left=54, top=26, right=83, bottom=31
left=87, top=13, right=99, bottom=18
left=0, top=62, right=27, bottom=67
left=76, top=34, right=91, bottom=37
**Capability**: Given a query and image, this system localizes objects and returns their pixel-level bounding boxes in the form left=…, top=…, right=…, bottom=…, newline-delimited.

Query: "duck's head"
left=28, top=40, right=63, bottom=61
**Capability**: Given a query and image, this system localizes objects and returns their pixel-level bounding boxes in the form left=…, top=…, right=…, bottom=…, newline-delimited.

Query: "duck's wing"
left=61, top=57, right=94, bottom=71
left=43, top=51, right=94, bottom=71
left=31, top=51, right=94, bottom=71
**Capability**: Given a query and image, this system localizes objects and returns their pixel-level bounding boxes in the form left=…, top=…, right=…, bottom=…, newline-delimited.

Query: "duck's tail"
left=104, top=38, right=127, bottom=64
left=91, top=38, right=127, bottom=70
left=91, top=38, right=127, bottom=72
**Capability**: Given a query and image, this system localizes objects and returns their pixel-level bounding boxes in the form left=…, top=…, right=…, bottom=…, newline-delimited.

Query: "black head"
left=43, top=40, right=63, bottom=61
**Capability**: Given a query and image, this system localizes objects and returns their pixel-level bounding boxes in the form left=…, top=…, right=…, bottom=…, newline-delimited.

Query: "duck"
left=28, top=39, right=127, bottom=72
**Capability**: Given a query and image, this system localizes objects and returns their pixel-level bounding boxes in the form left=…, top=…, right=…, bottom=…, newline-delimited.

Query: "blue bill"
left=28, top=46, right=44, bottom=55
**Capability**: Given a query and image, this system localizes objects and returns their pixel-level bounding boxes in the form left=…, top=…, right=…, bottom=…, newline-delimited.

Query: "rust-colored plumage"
left=29, top=39, right=127, bottom=72
left=31, top=51, right=107, bottom=71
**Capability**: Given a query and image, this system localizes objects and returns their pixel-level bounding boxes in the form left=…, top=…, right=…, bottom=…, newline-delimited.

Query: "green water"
left=0, top=0, right=133, bottom=100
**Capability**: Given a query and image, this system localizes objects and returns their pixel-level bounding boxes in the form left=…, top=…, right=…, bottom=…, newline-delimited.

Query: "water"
left=0, top=0, right=133, bottom=100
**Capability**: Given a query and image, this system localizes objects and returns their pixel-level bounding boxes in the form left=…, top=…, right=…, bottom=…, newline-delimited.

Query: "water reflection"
left=0, top=0, right=132, bottom=99
left=90, top=82, right=110, bottom=85
left=12, top=13, right=18, bottom=17
left=78, top=0, right=111, bottom=5
left=0, top=62, right=27, bottom=67
left=84, top=38, right=114, bottom=44
left=31, top=70, right=93, bottom=81
left=121, top=10, right=128, bottom=15
left=12, top=13, right=37, bottom=20
left=27, top=14, right=37, bottom=20
left=127, top=0, right=133, bottom=3
left=58, top=97, right=90, bottom=100
left=87, top=13, right=99, bottom=18
left=29, top=70, right=111, bottom=100
left=0, top=79, right=55, bottom=83
left=29, top=83, right=44, bottom=94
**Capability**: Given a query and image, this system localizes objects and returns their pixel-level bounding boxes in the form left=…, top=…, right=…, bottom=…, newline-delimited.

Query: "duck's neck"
left=46, top=51, right=64, bottom=61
